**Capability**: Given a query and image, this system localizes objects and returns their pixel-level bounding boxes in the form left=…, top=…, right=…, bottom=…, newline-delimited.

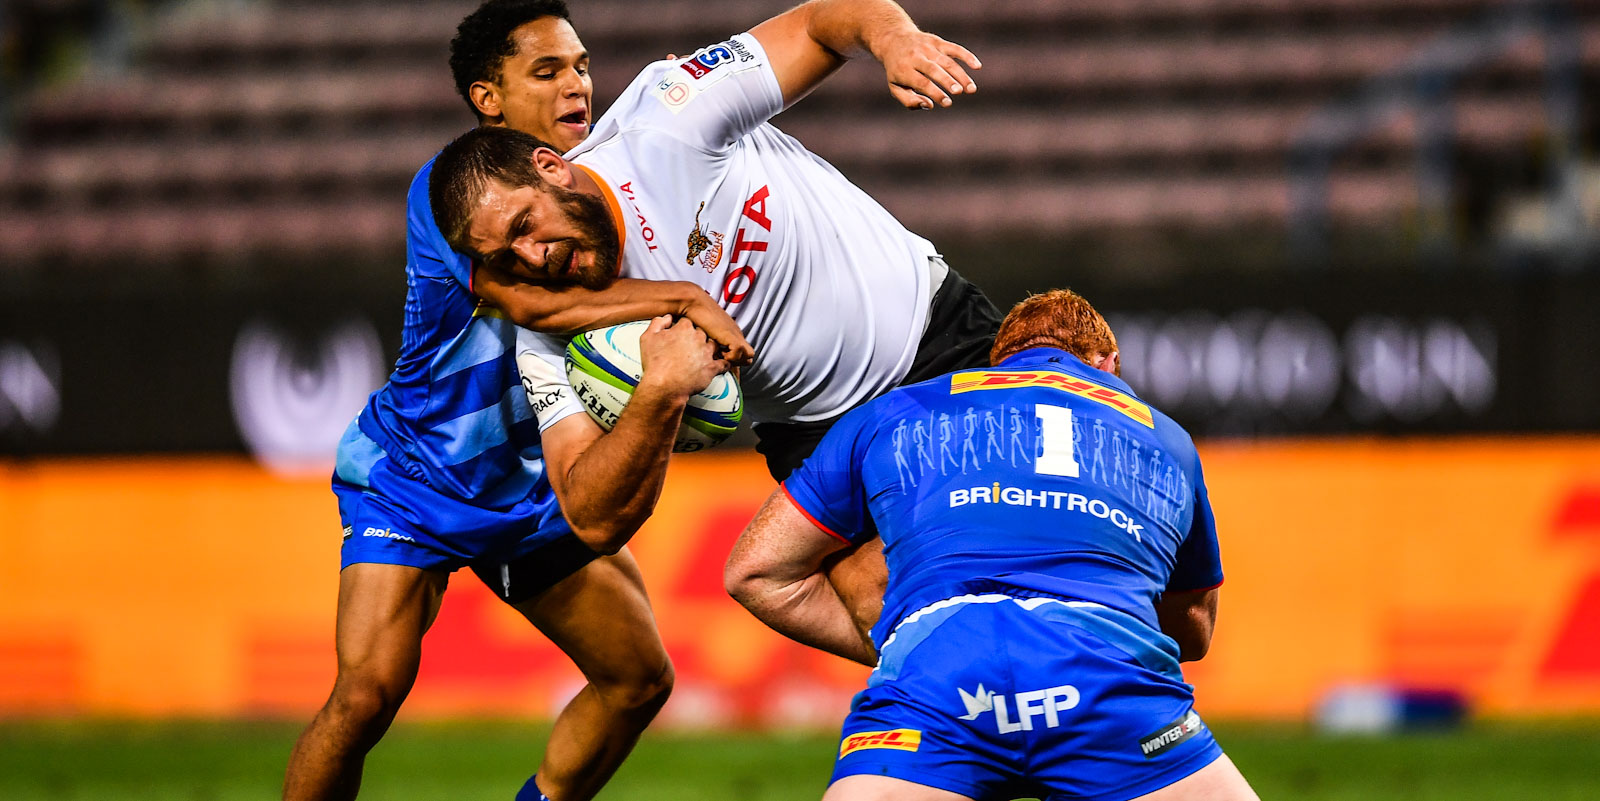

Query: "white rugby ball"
left=565, top=320, right=743, bottom=453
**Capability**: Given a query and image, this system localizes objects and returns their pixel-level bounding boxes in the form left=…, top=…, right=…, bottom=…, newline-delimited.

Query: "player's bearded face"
left=540, top=182, right=620, bottom=290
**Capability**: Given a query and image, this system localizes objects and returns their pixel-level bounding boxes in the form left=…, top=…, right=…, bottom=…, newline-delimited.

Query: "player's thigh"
left=1126, top=754, right=1258, bottom=801
left=332, top=562, right=450, bottom=685
left=510, top=547, right=670, bottom=686
left=823, top=775, right=975, bottom=801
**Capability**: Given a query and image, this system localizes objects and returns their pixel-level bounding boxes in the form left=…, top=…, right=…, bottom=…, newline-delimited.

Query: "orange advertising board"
left=2, top=439, right=1599, bottom=722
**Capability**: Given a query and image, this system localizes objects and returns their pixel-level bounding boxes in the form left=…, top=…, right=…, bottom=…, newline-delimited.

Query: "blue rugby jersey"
left=783, top=347, right=1224, bottom=648
left=335, top=157, right=574, bottom=512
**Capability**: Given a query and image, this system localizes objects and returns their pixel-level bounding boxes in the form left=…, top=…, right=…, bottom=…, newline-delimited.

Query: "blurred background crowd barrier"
left=2, top=0, right=1598, bottom=725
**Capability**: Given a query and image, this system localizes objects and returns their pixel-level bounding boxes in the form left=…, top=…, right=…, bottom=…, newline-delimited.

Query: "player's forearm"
left=483, top=272, right=703, bottom=335
left=558, top=380, right=688, bottom=553
left=731, top=571, right=878, bottom=666
left=804, top=0, right=917, bottom=62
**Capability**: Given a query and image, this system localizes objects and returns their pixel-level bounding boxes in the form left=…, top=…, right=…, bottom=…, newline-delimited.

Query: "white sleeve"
left=515, top=328, right=586, bottom=431
left=645, top=33, right=785, bottom=151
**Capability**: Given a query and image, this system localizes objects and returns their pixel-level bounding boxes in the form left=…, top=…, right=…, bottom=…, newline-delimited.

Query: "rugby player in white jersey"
left=429, top=0, right=1004, bottom=634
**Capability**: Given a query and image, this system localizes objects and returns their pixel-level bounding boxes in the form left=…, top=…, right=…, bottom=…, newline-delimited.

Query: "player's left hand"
left=874, top=30, right=980, bottom=110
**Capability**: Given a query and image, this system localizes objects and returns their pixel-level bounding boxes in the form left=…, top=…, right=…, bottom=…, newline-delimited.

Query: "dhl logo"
left=838, top=728, right=922, bottom=758
left=950, top=370, right=1155, bottom=428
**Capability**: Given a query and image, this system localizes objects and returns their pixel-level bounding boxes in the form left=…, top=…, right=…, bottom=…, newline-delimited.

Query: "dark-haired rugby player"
left=282, top=3, right=746, bottom=801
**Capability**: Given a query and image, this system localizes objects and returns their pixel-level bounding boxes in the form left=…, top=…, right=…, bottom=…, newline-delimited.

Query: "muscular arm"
left=751, top=0, right=980, bottom=110
left=474, top=266, right=754, bottom=364
left=1156, top=587, right=1219, bottom=662
left=539, top=317, right=727, bottom=554
left=724, top=490, right=878, bottom=666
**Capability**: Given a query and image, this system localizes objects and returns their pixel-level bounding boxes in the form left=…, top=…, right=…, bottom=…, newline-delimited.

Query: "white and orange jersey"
left=565, top=33, right=938, bottom=424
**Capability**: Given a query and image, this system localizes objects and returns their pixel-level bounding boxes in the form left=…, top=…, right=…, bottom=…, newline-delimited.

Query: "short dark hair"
left=430, top=126, right=562, bottom=253
left=449, top=0, right=573, bottom=121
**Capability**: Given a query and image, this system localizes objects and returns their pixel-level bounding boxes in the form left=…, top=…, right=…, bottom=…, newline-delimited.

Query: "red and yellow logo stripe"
left=950, top=370, right=1155, bottom=428
left=839, top=728, right=922, bottom=758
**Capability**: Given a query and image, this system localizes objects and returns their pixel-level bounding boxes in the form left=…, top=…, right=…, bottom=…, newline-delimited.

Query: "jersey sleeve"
left=1166, top=470, right=1225, bottom=593
left=407, top=159, right=474, bottom=288
left=515, top=329, right=586, bottom=431
left=643, top=33, right=785, bottom=152
left=781, top=404, right=878, bottom=544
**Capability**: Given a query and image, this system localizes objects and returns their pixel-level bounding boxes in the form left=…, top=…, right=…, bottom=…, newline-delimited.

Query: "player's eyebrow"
left=531, top=51, right=587, bottom=66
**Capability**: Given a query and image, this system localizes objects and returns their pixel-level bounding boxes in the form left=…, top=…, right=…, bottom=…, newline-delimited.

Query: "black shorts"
left=754, top=263, right=1003, bottom=481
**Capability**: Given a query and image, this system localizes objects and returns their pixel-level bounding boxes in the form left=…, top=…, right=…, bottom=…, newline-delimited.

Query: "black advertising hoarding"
left=0, top=271, right=1596, bottom=460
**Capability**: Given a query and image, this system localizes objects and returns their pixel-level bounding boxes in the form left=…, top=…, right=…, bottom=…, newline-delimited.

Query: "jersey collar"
left=996, top=347, right=1136, bottom=395
left=573, top=164, right=626, bottom=255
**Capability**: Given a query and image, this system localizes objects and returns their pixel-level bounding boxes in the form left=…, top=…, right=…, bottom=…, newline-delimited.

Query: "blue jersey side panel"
left=337, top=157, right=559, bottom=527
left=785, top=348, right=1223, bottom=647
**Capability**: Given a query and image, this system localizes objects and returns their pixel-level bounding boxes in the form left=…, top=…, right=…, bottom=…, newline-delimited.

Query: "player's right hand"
left=874, top=30, right=981, bottom=111
left=638, top=315, right=729, bottom=400
left=682, top=292, right=755, bottom=367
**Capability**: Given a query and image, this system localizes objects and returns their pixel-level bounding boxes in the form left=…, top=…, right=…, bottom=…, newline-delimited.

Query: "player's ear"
left=469, top=81, right=503, bottom=120
left=532, top=147, right=573, bottom=188
left=1092, top=350, right=1120, bottom=376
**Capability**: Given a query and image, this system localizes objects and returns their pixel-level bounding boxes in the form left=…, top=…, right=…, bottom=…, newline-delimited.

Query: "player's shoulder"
left=849, top=378, right=950, bottom=431
left=404, top=150, right=469, bottom=282
left=408, top=154, right=440, bottom=208
left=568, top=61, right=682, bottom=156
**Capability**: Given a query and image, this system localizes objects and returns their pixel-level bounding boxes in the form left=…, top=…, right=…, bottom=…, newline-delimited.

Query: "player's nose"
left=510, top=238, right=547, bottom=271
left=562, top=71, right=586, bottom=97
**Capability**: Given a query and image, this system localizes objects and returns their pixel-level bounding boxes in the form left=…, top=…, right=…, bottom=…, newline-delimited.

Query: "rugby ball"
left=565, top=320, right=743, bottom=452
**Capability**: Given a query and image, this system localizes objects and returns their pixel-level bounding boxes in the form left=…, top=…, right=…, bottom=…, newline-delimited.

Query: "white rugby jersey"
left=560, top=33, right=939, bottom=424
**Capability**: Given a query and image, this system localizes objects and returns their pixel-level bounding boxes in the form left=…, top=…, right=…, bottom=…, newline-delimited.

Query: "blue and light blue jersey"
left=784, top=347, right=1224, bottom=648
left=335, top=158, right=556, bottom=514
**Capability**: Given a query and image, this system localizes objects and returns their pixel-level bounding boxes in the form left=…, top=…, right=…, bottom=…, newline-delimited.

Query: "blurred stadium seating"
left=5, top=0, right=1600, bottom=269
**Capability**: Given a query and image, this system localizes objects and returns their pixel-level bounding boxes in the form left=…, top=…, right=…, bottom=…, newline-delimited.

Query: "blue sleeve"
left=1166, top=471, right=1224, bottom=592
left=408, top=158, right=474, bottom=288
left=781, top=404, right=878, bottom=544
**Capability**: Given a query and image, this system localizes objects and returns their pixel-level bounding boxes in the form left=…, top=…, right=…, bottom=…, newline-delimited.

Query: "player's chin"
left=574, top=258, right=619, bottom=290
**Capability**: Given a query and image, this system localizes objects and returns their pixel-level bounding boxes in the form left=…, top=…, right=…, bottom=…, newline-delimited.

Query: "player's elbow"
left=723, top=553, right=762, bottom=608
left=1157, top=588, right=1219, bottom=663
left=1169, top=608, right=1215, bottom=662
left=1174, top=630, right=1211, bottom=662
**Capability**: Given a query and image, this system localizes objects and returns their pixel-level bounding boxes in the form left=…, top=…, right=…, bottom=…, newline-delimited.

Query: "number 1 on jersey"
left=1034, top=404, right=1080, bottom=477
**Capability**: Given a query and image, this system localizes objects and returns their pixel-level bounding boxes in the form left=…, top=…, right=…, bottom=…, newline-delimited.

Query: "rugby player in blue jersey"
left=282, top=3, right=752, bottom=801
left=725, top=290, right=1260, bottom=801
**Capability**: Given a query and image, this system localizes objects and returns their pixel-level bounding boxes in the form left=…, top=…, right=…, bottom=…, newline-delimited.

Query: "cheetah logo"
left=685, top=201, right=724, bottom=273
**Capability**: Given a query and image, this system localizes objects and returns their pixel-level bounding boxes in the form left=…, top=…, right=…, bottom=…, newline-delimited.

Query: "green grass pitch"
left=2, top=719, right=1598, bottom=800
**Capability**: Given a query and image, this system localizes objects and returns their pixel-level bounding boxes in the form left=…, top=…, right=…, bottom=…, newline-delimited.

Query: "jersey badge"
left=950, top=370, right=1155, bottom=428
left=839, top=728, right=922, bottom=758
left=685, top=202, right=724, bottom=272
left=653, top=76, right=698, bottom=113
left=679, top=42, right=743, bottom=79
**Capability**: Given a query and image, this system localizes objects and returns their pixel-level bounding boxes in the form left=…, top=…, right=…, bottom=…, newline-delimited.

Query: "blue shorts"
left=333, top=453, right=597, bottom=604
left=832, top=594, right=1222, bottom=801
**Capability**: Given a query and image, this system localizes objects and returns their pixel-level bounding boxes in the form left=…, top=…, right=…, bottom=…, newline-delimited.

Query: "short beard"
left=550, top=183, right=621, bottom=290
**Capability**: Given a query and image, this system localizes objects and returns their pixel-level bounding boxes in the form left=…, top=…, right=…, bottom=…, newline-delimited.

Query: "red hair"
left=989, top=289, right=1119, bottom=374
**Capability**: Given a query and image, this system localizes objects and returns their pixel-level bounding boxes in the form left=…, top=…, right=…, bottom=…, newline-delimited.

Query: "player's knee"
left=326, top=672, right=410, bottom=732
left=597, top=652, right=675, bottom=714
